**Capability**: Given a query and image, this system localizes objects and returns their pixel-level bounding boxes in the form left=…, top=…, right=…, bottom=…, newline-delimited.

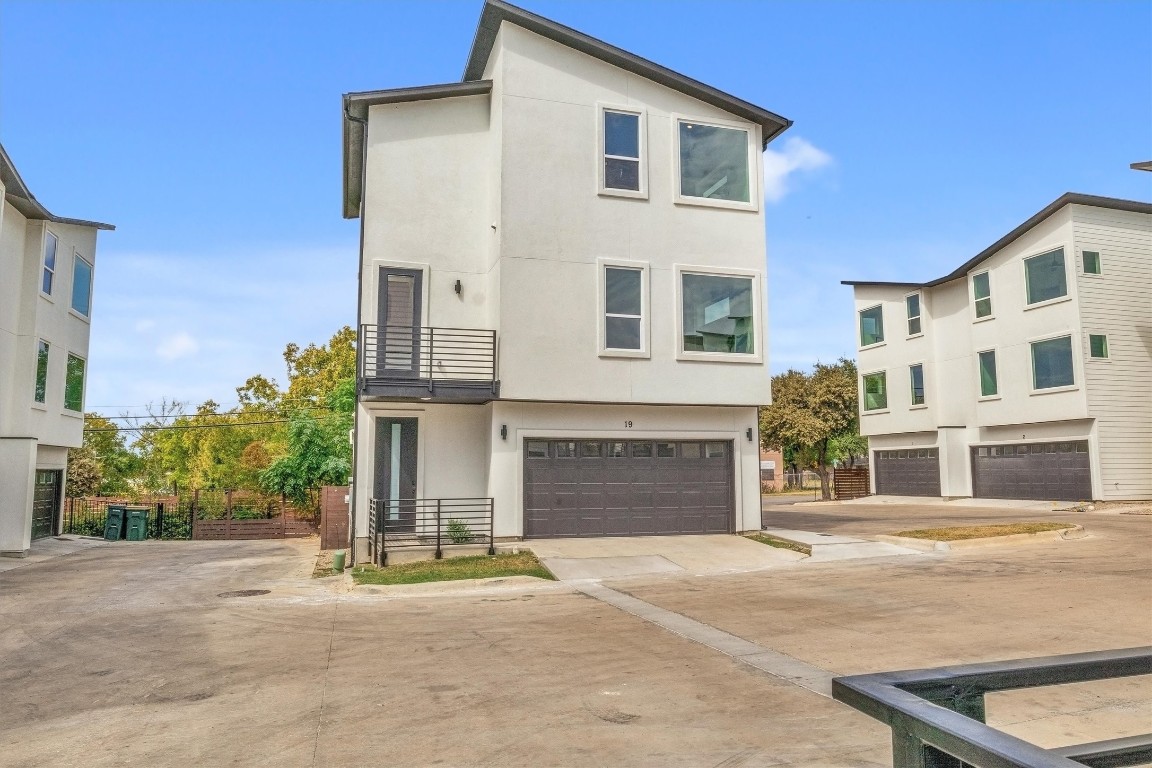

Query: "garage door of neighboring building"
left=874, top=448, right=941, bottom=496
left=32, top=469, right=62, bottom=540
left=972, top=441, right=1092, bottom=501
left=523, top=439, right=733, bottom=538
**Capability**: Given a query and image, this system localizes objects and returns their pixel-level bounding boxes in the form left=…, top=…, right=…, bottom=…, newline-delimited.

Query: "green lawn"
left=892, top=522, right=1075, bottom=541
left=744, top=534, right=811, bottom=556
left=352, top=552, right=555, bottom=585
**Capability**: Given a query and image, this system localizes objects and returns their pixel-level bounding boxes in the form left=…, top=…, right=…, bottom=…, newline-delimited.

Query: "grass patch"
left=892, top=522, right=1075, bottom=541
left=745, top=534, right=811, bottom=556
left=352, top=552, right=554, bottom=586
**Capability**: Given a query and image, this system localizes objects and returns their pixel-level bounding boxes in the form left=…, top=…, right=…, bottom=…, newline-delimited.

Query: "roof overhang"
left=464, top=0, right=791, bottom=148
left=342, top=81, right=493, bottom=220
left=842, top=193, right=1152, bottom=289
left=1132, top=161, right=1152, bottom=172
left=0, top=143, right=115, bottom=231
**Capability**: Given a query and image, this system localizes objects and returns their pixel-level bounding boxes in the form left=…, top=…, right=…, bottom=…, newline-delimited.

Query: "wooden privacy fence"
left=189, top=490, right=318, bottom=540
left=319, top=485, right=350, bottom=550
left=833, top=467, right=871, bottom=500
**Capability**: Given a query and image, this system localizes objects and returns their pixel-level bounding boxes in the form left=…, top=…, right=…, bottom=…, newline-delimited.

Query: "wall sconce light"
left=454, top=279, right=462, bottom=295
left=500, top=424, right=508, bottom=440
left=746, top=428, right=754, bottom=442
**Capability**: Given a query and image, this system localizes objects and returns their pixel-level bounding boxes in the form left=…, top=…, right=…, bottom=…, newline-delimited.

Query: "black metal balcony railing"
left=359, top=324, right=498, bottom=399
left=368, top=497, right=495, bottom=566
left=832, top=647, right=1152, bottom=768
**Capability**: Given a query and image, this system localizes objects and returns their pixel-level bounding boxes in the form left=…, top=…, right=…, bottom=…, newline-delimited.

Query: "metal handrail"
left=359, top=324, right=497, bottom=393
left=368, top=497, right=495, bottom=566
left=832, top=647, right=1152, bottom=767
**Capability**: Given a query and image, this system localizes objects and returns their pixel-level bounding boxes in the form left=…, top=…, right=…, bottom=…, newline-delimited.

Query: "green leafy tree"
left=282, top=327, right=356, bottom=407
left=66, top=446, right=103, bottom=497
left=760, top=359, right=859, bottom=500
left=82, top=413, right=138, bottom=493
left=260, top=411, right=351, bottom=510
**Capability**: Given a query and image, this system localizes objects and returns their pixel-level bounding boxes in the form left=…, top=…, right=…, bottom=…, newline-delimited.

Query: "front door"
left=377, top=267, right=423, bottom=378
left=374, top=418, right=419, bottom=533
left=32, top=470, right=62, bottom=540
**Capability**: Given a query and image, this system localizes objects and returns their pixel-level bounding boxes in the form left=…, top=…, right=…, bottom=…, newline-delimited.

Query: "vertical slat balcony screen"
left=359, top=324, right=497, bottom=393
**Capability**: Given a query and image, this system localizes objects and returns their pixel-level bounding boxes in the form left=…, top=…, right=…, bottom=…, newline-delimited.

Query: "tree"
left=82, top=413, right=138, bottom=494
left=260, top=410, right=351, bottom=510
left=760, top=359, right=859, bottom=500
left=282, top=327, right=356, bottom=407
left=66, top=446, right=103, bottom=497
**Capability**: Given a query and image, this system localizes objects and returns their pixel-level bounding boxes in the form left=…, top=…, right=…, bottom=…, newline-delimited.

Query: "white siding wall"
left=1073, top=205, right=1152, bottom=500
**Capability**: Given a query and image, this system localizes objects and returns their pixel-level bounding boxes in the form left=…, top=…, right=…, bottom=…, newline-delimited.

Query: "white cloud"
left=156, top=332, right=200, bottom=361
left=763, top=137, right=833, bottom=203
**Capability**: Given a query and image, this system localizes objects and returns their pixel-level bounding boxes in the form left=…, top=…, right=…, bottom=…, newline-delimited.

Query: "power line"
left=83, top=414, right=348, bottom=433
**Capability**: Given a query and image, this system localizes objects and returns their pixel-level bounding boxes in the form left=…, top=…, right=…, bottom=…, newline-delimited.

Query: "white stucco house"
left=0, top=144, right=113, bottom=556
left=844, top=193, right=1151, bottom=502
left=342, top=0, right=792, bottom=561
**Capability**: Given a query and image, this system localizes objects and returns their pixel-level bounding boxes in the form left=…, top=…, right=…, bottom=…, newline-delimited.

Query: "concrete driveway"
left=1, top=503, right=1149, bottom=767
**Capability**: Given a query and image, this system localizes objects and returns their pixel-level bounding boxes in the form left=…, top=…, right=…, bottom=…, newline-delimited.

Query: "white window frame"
left=70, top=250, right=94, bottom=321
left=597, top=104, right=647, bottom=200
left=1022, top=246, right=1071, bottom=309
left=858, top=303, right=885, bottom=349
left=1028, top=332, right=1078, bottom=395
left=860, top=369, right=889, bottom=414
left=1081, top=248, right=1103, bottom=277
left=976, top=348, right=1000, bottom=401
left=1087, top=332, right=1110, bottom=361
left=672, top=113, right=760, bottom=212
left=970, top=270, right=993, bottom=322
left=674, top=264, right=763, bottom=363
left=63, top=351, right=86, bottom=414
left=905, top=292, right=923, bottom=337
left=908, top=362, right=927, bottom=409
left=41, top=229, right=58, bottom=299
left=598, top=258, right=650, bottom=359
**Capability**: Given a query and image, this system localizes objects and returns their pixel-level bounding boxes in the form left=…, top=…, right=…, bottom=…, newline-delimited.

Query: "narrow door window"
left=34, top=340, right=49, bottom=404
left=909, top=364, right=925, bottom=406
left=978, top=350, right=998, bottom=397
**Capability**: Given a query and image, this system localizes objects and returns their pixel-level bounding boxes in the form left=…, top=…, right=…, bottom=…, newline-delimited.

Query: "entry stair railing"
left=368, top=497, right=495, bottom=566
left=832, top=647, right=1152, bottom=767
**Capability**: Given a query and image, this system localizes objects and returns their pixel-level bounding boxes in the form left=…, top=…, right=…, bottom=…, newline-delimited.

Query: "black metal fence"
left=64, top=497, right=193, bottom=540
left=368, top=497, right=495, bottom=566
left=832, top=647, right=1152, bottom=767
left=359, top=324, right=498, bottom=390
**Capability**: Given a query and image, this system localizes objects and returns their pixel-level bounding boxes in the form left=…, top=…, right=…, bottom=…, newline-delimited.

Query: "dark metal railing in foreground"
left=359, top=324, right=497, bottom=394
left=832, top=647, right=1152, bottom=768
left=368, top=497, right=495, bottom=566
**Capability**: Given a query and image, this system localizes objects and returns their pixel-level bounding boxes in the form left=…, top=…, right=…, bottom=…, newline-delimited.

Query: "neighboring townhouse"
left=844, top=193, right=1151, bottom=502
left=0, top=144, right=113, bottom=556
left=342, top=0, right=791, bottom=561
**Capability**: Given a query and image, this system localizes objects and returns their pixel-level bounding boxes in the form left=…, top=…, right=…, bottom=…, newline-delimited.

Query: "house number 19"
left=624, top=421, right=633, bottom=428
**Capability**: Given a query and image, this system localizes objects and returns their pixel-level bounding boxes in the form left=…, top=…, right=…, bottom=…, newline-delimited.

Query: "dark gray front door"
left=374, top=418, right=419, bottom=532
left=972, top=441, right=1092, bottom=501
left=523, top=439, right=733, bottom=538
left=32, top=469, right=61, bottom=540
left=874, top=448, right=941, bottom=496
left=377, top=267, right=423, bottom=378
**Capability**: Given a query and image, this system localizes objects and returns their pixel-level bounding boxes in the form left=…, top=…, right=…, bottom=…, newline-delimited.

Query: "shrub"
left=445, top=519, right=473, bottom=544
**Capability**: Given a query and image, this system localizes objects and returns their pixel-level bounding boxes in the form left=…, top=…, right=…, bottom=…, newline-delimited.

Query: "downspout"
left=346, top=106, right=369, bottom=566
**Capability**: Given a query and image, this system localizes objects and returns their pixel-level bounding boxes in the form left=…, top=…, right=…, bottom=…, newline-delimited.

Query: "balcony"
left=358, top=324, right=499, bottom=403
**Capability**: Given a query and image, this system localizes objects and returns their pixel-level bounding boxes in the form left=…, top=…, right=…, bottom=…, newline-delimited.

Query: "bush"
left=445, top=519, right=473, bottom=544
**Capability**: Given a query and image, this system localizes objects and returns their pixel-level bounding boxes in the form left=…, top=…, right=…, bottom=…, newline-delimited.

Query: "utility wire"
left=83, top=414, right=348, bottom=433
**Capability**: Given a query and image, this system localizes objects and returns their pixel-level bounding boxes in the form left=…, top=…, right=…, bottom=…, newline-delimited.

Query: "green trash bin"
left=124, top=506, right=150, bottom=541
left=104, top=505, right=126, bottom=541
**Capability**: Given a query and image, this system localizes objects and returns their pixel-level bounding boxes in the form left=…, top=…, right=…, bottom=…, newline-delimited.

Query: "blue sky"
left=2, top=0, right=1149, bottom=418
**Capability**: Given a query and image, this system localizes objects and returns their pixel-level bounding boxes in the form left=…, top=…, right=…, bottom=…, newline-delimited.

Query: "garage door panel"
left=972, top=442, right=1091, bottom=500
left=875, top=449, right=941, bottom=496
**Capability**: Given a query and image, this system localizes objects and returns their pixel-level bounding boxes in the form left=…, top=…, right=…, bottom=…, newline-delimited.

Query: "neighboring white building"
left=341, top=0, right=791, bottom=560
left=0, top=144, right=113, bottom=556
left=844, top=193, right=1152, bottom=502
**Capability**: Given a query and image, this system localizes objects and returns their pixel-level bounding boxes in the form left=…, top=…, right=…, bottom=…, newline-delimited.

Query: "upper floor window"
left=676, top=118, right=753, bottom=207
left=859, top=305, right=884, bottom=347
left=599, top=107, right=646, bottom=197
left=1082, top=251, right=1101, bottom=275
left=1024, top=248, right=1068, bottom=305
left=64, top=353, right=86, bottom=412
left=909, top=364, right=925, bottom=406
left=971, top=271, right=992, bottom=319
left=34, top=340, right=49, bottom=404
left=978, top=350, right=998, bottom=397
left=42, top=231, right=58, bottom=295
left=1031, top=335, right=1074, bottom=390
left=680, top=270, right=756, bottom=357
left=905, top=293, right=922, bottom=336
left=1089, top=334, right=1109, bottom=359
left=71, top=254, right=93, bottom=317
left=862, top=371, right=887, bottom=411
left=601, top=263, right=647, bottom=355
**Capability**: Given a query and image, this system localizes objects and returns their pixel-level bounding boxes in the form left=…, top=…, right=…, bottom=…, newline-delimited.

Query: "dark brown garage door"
left=972, top=441, right=1091, bottom=501
left=523, top=439, right=733, bottom=538
left=874, top=448, right=941, bottom=496
left=32, top=469, right=61, bottom=540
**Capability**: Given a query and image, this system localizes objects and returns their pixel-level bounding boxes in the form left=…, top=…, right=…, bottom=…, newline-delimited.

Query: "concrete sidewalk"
left=0, top=534, right=106, bottom=572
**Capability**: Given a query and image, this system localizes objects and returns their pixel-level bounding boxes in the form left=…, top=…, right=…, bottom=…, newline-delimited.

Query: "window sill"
left=859, top=341, right=887, bottom=351
left=599, top=349, right=650, bottom=360
left=977, top=394, right=1002, bottom=402
left=39, top=292, right=55, bottom=303
left=676, top=351, right=762, bottom=364
left=61, top=409, right=84, bottom=419
left=862, top=409, right=890, bottom=416
left=1024, top=295, right=1072, bottom=312
left=909, top=404, right=928, bottom=410
left=1088, top=356, right=1111, bottom=363
left=68, top=308, right=91, bottom=324
left=972, top=314, right=996, bottom=324
left=673, top=196, right=758, bottom=213
left=1082, top=272, right=1103, bottom=278
left=1030, top=384, right=1078, bottom=396
left=31, top=403, right=47, bottom=412
left=599, top=187, right=648, bottom=201
left=906, top=332, right=925, bottom=340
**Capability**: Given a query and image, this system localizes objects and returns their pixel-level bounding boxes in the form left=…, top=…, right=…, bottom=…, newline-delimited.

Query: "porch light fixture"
left=746, top=428, right=754, bottom=442
left=454, top=279, right=462, bottom=295
left=500, top=424, right=508, bottom=440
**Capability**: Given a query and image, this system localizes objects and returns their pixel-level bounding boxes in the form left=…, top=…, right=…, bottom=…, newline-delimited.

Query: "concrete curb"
left=350, top=574, right=569, bottom=597
left=873, top=524, right=1085, bottom=551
